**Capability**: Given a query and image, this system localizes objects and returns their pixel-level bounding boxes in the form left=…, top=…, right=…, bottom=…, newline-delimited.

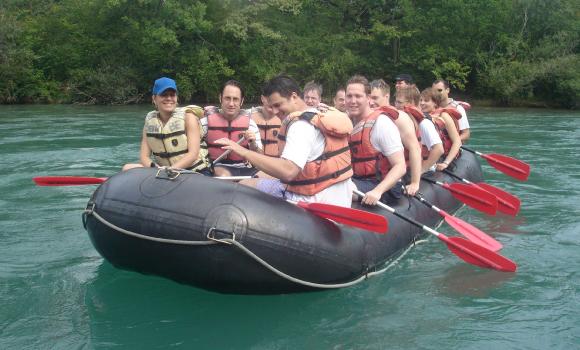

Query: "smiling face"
left=346, top=83, right=371, bottom=122
left=369, top=87, right=389, bottom=108
left=220, top=85, right=244, bottom=120
left=420, top=97, right=437, bottom=113
left=152, top=90, right=177, bottom=116
left=267, top=92, right=299, bottom=119
left=260, top=95, right=275, bottom=119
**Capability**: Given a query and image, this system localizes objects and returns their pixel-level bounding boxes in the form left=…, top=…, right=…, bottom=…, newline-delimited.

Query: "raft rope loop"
left=86, top=169, right=439, bottom=289
left=85, top=200, right=429, bottom=289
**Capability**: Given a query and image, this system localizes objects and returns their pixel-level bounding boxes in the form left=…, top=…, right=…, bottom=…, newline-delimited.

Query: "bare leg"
left=213, top=166, right=232, bottom=177
left=253, top=170, right=276, bottom=179
left=122, top=163, right=144, bottom=171
left=239, top=178, right=260, bottom=188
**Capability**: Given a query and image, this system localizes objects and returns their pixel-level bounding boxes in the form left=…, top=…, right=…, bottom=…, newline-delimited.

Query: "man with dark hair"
left=395, top=74, right=413, bottom=90
left=333, top=88, right=346, bottom=112
left=303, top=81, right=323, bottom=107
left=202, top=80, right=263, bottom=177
left=432, top=79, right=470, bottom=141
left=347, top=75, right=407, bottom=205
left=216, top=75, right=354, bottom=207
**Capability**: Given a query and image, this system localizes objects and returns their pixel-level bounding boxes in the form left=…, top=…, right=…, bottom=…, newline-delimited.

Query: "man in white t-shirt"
left=432, top=79, right=470, bottom=141
left=214, top=75, right=353, bottom=207
left=395, top=86, right=444, bottom=175
left=347, top=75, right=406, bottom=206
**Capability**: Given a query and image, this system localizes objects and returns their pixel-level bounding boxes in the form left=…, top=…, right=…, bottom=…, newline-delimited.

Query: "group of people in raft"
left=122, top=74, right=471, bottom=209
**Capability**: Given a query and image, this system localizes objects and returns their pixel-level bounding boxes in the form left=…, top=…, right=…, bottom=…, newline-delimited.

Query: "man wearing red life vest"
left=395, top=85, right=444, bottom=174
left=347, top=75, right=407, bottom=206
left=432, top=79, right=471, bottom=142
left=367, top=78, right=422, bottom=196
left=201, top=80, right=263, bottom=177
left=369, top=79, right=391, bottom=109
left=250, top=95, right=282, bottom=158
left=215, top=75, right=354, bottom=208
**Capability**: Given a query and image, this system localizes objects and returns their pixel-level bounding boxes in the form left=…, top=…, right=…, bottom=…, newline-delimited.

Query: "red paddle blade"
left=33, top=176, right=107, bottom=186
left=296, top=202, right=388, bottom=234
left=483, top=153, right=530, bottom=181
left=444, top=183, right=498, bottom=216
left=441, top=236, right=517, bottom=272
left=443, top=213, right=503, bottom=252
left=476, top=183, right=521, bottom=216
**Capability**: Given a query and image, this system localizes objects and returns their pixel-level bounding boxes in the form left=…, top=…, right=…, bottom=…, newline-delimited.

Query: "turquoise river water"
left=0, top=105, right=579, bottom=349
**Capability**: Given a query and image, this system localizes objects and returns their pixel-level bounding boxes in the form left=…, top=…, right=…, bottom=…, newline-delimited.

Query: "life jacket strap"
left=152, top=149, right=188, bottom=159
left=146, top=130, right=186, bottom=139
left=286, top=165, right=352, bottom=186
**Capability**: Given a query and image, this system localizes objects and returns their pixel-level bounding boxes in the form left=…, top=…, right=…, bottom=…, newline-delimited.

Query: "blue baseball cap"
left=152, top=77, right=177, bottom=95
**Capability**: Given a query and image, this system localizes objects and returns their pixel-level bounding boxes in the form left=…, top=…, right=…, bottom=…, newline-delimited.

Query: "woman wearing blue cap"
left=122, top=77, right=210, bottom=173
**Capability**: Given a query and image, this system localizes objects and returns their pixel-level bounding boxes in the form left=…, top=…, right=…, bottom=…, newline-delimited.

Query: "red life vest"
left=206, top=112, right=250, bottom=163
left=404, top=105, right=435, bottom=160
left=251, top=108, right=281, bottom=157
left=278, top=109, right=353, bottom=196
left=348, top=107, right=399, bottom=180
left=431, top=107, right=461, bottom=158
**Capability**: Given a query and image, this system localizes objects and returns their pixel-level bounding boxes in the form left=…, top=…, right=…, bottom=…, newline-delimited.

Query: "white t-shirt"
left=281, top=115, right=352, bottom=208
left=419, top=119, right=442, bottom=150
left=448, top=99, right=470, bottom=130
left=369, top=114, right=403, bottom=156
left=200, top=114, right=263, bottom=167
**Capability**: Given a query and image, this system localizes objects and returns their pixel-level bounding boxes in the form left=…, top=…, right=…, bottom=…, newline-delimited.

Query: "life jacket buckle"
left=206, top=227, right=236, bottom=245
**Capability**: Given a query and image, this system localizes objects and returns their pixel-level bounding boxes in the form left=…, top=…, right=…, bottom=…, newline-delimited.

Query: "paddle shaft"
left=421, top=176, right=498, bottom=215
left=413, top=194, right=503, bottom=252
left=212, top=136, right=246, bottom=165
left=354, top=189, right=515, bottom=271
left=354, top=190, right=430, bottom=233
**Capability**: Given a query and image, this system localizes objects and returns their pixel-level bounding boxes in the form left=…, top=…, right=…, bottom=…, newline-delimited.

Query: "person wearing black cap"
left=395, top=74, right=413, bottom=90
left=122, top=77, right=210, bottom=173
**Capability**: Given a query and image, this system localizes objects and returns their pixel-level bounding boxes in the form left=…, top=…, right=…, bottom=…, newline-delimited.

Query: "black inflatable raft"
left=83, top=151, right=484, bottom=294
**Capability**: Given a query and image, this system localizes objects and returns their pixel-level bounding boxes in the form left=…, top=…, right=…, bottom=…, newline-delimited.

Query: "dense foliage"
left=1, top=0, right=578, bottom=108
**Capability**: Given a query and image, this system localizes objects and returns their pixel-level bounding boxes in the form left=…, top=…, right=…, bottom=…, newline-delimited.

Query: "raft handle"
left=82, top=202, right=95, bottom=229
left=155, top=167, right=182, bottom=181
left=206, top=227, right=236, bottom=245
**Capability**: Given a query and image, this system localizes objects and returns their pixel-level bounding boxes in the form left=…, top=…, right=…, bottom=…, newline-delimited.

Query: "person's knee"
left=213, top=166, right=232, bottom=177
left=239, top=178, right=259, bottom=188
left=122, top=163, right=143, bottom=171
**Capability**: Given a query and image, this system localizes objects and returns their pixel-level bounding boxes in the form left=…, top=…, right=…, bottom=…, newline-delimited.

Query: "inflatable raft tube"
left=83, top=151, right=483, bottom=294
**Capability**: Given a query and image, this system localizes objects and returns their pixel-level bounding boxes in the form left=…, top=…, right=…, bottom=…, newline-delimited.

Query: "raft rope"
left=85, top=205, right=429, bottom=289
left=84, top=208, right=217, bottom=246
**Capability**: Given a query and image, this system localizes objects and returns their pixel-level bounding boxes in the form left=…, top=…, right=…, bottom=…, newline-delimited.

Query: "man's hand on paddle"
left=361, top=188, right=383, bottom=206
left=215, top=138, right=250, bottom=158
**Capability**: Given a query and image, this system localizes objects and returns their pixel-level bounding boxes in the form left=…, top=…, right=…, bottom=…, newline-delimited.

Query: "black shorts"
left=214, top=165, right=258, bottom=177
left=352, top=177, right=404, bottom=205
